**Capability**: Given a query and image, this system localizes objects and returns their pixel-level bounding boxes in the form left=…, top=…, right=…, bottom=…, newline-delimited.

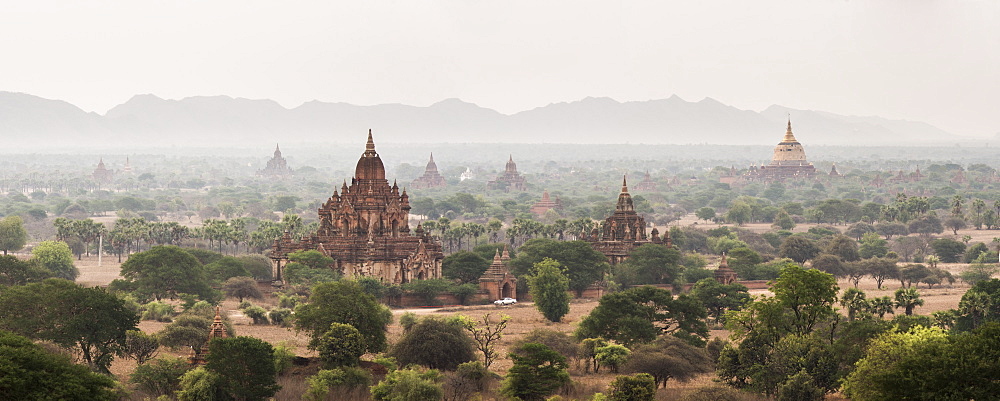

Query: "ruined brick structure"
left=584, top=176, right=670, bottom=265
left=487, top=155, right=527, bottom=192
left=410, top=153, right=447, bottom=189
left=270, top=131, right=444, bottom=284
left=189, top=306, right=229, bottom=365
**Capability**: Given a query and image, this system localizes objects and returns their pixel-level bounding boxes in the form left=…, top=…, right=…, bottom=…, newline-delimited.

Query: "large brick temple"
left=584, top=176, right=670, bottom=265
left=270, top=131, right=444, bottom=284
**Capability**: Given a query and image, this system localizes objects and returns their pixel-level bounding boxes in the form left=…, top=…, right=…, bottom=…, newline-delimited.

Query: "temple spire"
left=783, top=117, right=797, bottom=142
left=621, top=175, right=628, bottom=192
left=365, top=129, right=376, bottom=155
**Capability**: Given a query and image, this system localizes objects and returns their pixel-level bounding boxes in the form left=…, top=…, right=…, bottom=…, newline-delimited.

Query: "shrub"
left=502, top=343, right=570, bottom=401
left=243, top=305, right=269, bottom=325
left=305, top=367, right=372, bottom=401
left=390, top=317, right=475, bottom=371
left=318, top=323, right=366, bottom=368
left=237, top=300, right=253, bottom=310
left=607, top=373, right=656, bottom=401
left=273, top=341, right=295, bottom=375
left=142, top=301, right=176, bottom=322
left=268, top=308, right=293, bottom=327
left=370, top=368, right=444, bottom=401
left=129, top=356, right=192, bottom=397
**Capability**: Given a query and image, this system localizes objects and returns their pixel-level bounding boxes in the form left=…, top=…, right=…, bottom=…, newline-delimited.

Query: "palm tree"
left=840, top=287, right=869, bottom=321
left=894, top=287, right=925, bottom=316
left=486, top=219, right=503, bottom=243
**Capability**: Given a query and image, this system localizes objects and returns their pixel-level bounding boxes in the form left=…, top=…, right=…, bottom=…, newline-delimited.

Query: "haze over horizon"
left=1, top=1, right=998, bottom=138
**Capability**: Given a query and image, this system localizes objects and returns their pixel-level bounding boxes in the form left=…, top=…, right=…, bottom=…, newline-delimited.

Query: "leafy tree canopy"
left=511, top=238, right=610, bottom=296
left=295, top=280, right=393, bottom=352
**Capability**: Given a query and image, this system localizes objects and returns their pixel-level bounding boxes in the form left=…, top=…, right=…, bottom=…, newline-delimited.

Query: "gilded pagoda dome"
left=355, top=130, right=387, bottom=181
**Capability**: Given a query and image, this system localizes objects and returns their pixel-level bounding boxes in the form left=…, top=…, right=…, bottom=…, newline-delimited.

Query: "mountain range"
left=0, top=91, right=968, bottom=148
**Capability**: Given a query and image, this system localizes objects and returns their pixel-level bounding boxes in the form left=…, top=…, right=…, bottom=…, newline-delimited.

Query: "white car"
left=494, top=297, right=517, bottom=306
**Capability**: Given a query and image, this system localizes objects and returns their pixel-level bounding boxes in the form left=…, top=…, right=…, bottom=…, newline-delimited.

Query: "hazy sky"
left=1, top=1, right=997, bottom=137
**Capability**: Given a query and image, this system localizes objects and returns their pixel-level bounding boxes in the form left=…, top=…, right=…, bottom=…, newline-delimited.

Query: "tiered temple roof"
left=487, top=155, right=527, bottom=192
left=258, top=144, right=293, bottom=177
left=479, top=246, right=517, bottom=300
left=634, top=170, right=658, bottom=191
left=190, top=306, right=229, bottom=365
left=713, top=253, right=738, bottom=285
left=270, top=131, right=444, bottom=284
left=584, top=176, right=670, bottom=265
left=530, top=190, right=562, bottom=217
left=92, top=158, right=114, bottom=184
left=410, top=153, right=447, bottom=189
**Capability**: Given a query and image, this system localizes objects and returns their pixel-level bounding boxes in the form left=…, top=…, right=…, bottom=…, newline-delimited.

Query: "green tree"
left=304, top=367, right=372, bottom=401
left=595, top=343, right=631, bottom=373
left=863, top=257, right=900, bottom=290
left=176, top=367, right=223, bottom=401
left=501, top=343, right=571, bottom=401
left=115, top=245, right=217, bottom=301
left=129, top=356, right=192, bottom=397
left=441, top=251, right=490, bottom=284
left=616, top=243, right=682, bottom=285
left=295, top=280, right=393, bottom=352
left=222, top=276, right=263, bottom=302
left=370, top=367, right=444, bottom=401
left=31, top=240, right=78, bottom=280
left=527, top=258, right=572, bottom=322
left=778, top=236, right=820, bottom=264
left=390, top=317, right=475, bottom=370
left=772, top=210, right=796, bottom=230
left=842, top=324, right=1000, bottom=401
left=205, top=336, right=281, bottom=401
left=0, top=254, right=50, bottom=285
left=576, top=286, right=709, bottom=347
left=689, top=278, right=750, bottom=323
left=965, top=242, right=994, bottom=263
left=403, top=278, right=452, bottom=305
left=770, top=264, right=839, bottom=335
left=825, top=235, right=860, bottom=262
left=726, top=201, right=752, bottom=225
left=0, top=279, right=139, bottom=374
left=205, top=256, right=251, bottom=282
left=623, top=335, right=713, bottom=389
left=510, top=239, right=610, bottom=297
left=695, top=207, right=716, bottom=222
left=0, top=215, right=28, bottom=255
left=0, top=330, right=119, bottom=400
left=893, top=287, right=925, bottom=316
left=317, top=323, right=366, bottom=368
left=123, top=329, right=160, bottom=365
left=858, top=232, right=889, bottom=259
left=959, top=257, right=999, bottom=287
left=287, top=249, right=335, bottom=269
left=931, top=238, right=966, bottom=263
left=607, top=373, right=656, bottom=401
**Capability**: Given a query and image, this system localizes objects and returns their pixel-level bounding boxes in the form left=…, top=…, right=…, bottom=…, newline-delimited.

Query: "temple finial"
left=365, top=129, right=375, bottom=153
left=622, top=175, right=628, bottom=192
left=429, top=152, right=434, bottom=162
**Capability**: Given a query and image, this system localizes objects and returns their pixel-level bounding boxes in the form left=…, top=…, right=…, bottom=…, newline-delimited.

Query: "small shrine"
left=479, top=246, right=516, bottom=300
left=257, top=144, right=293, bottom=177
left=189, top=306, right=229, bottom=365
left=530, top=190, right=562, bottom=217
left=584, top=176, right=670, bottom=265
left=713, top=253, right=738, bottom=285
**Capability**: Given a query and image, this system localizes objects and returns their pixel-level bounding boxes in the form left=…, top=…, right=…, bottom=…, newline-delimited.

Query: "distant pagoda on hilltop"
left=410, top=153, right=447, bottom=189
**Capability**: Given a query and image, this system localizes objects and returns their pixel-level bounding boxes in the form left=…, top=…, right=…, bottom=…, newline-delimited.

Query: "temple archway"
left=501, top=282, right=513, bottom=298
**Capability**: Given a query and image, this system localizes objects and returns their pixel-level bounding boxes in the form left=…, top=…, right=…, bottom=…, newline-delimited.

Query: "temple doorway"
left=501, top=282, right=513, bottom=298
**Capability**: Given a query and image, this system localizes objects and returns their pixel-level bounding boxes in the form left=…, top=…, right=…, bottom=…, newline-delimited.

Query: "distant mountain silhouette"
left=0, top=91, right=965, bottom=148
